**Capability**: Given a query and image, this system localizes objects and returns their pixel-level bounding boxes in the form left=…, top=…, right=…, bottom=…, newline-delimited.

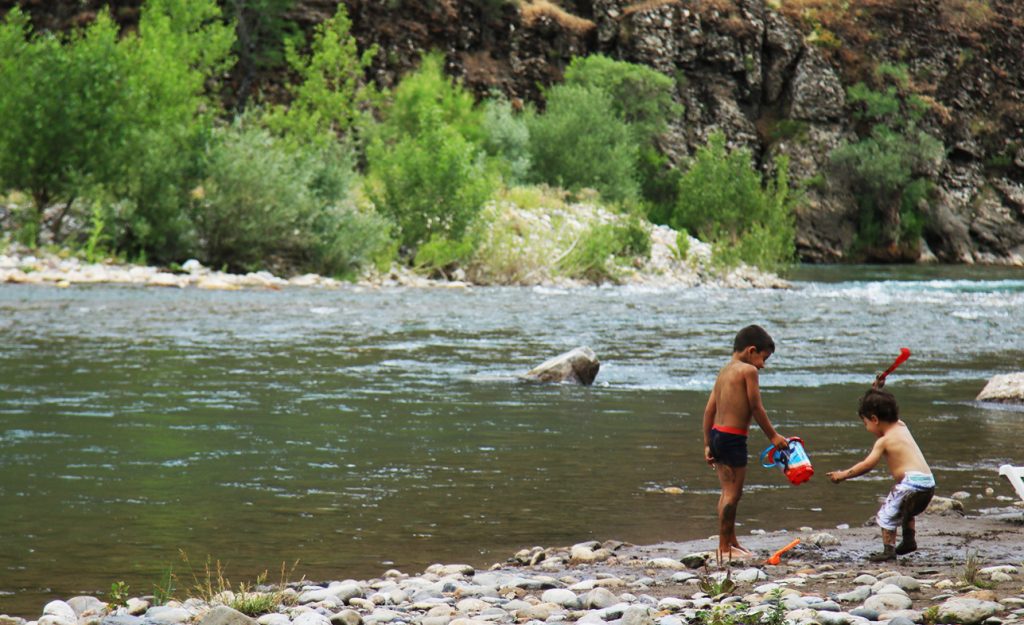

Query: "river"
left=1, top=265, right=1023, bottom=616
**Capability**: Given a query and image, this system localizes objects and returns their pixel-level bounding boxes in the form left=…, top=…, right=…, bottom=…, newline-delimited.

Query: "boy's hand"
left=770, top=433, right=788, bottom=450
left=704, top=445, right=715, bottom=467
left=826, top=470, right=844, bottom=483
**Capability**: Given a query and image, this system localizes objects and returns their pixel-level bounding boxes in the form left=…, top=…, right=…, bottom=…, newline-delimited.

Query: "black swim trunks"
left=709, top=427, right=748, bottom=467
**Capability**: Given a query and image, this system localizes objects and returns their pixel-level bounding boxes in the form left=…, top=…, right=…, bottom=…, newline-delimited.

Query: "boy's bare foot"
left=868, top=545, right=897, bottom=562
left=720, top=546, right=754, bottom=560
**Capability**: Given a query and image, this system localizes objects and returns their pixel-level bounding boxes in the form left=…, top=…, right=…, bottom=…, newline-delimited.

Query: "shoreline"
left=0, top=230, right=789, bottom=291
left=5, top=506, right=1024, bottom=625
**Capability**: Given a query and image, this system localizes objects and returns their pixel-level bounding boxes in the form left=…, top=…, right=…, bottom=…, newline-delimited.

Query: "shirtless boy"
left=702, top=324, right=788, bottom=561
left=827, top=387, right=935, bottom=562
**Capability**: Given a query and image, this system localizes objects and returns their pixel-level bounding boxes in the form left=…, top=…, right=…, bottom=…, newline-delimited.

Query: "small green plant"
left=84, top=201, right=108, bottom=263
left=695, top=601, right=748, bottom=625
left=153, top=566, right=175, bottom=606
left=698, top=565, right=736, bottom=596
left=922, top=605, right=940, bottom=625
left=960, top=549, right=994, bottom=589
left=761, top=588, right=787, bottom=625
left=108, top=580, right=131, bottom=609
left=674, top=230, right=691, bottom=261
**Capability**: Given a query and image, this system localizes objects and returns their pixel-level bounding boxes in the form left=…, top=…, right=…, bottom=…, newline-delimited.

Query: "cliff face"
left=5, top=0, right=1023, bottom=264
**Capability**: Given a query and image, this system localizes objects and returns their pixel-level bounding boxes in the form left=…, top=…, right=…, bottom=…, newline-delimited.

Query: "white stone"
left=258, top=615, right=291, bottom=625
left=937, top=598, right=1003, bottom=625
left=540, top=590, right=578, bottom=608
left=863, top=593, right=913, bottom=612
left=977, top=373, right=1024, bottom=402
left=645, top=558, right=685, bottom=570
left=42, top=603, right=76, bottom=623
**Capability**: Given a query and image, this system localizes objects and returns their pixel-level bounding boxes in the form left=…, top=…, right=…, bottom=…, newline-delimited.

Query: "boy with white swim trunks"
left=827, top=387, right=935, bottom=562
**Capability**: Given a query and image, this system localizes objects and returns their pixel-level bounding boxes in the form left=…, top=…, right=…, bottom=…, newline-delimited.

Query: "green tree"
left=109, top=0, right=236, bottom=262
left=831, top=64, right=943, bottom=260
left=375, top=52, right=484, bottom=146
left=673, top=133, right=796, bottom=272
left=526, top=84, right=639, bottom=202
left=265, top=2, right=378, bottom=147
left=0, top=9, right=129, bottom=244
left=563, top=54, right=679, bottom=143
left=367, top=106, right=496, bottom=252
left=563, top=54, right=683, bottom=218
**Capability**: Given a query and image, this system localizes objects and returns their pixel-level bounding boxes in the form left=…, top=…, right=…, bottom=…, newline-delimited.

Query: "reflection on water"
left=1, top=266, right=1023, bottom=615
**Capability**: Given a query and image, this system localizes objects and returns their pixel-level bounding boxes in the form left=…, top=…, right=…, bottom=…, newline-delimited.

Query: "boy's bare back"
left=875, top=421, right=931, bottom=481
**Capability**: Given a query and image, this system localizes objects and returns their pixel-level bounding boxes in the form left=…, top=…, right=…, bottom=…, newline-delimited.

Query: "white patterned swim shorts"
left=877, top=471, right=936, bottom=531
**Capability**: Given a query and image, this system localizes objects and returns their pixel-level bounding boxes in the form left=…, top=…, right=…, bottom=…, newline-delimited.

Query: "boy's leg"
left=869, top=528, right=898, bottom=562
left=716, top=464, right=751, bottom=560
left=895, top=489, right=933, bottom=555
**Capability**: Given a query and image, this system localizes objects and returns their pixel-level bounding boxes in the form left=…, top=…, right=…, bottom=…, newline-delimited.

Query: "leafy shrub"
left=193, top=121, right=383, bottom=276
left=414, top=234, right=479, bottom=278
left=673, top=133, right=796, bottom=272
left=375, top=52, right=484, bottom=146
left=367, top=108, right=496, bottom=252
left=526, top=84, right=640, bottom=202
left=562, top=54, right=682, bottom=219
left=481, top=97, right=532, bottom=185
left=831, top=117, right=944, bottom=258
left=563, top=54, right=680, bottom=143
left=558, top=217, right=651, bottom=283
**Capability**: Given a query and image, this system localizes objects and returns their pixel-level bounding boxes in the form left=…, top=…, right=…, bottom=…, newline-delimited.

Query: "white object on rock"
left=998, top=465, right=1024, bottom=502
left=42, top=603, right=76, bottom=623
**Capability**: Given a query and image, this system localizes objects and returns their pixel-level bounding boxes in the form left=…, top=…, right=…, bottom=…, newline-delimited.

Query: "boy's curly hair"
left=733, top=324, right=775, bottom=354
left=859, top=388, right=899, bottom=422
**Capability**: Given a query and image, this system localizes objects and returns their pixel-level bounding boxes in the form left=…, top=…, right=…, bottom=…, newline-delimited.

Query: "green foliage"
left=675, top=230, right=691, bottom=261
left=107, top=581, right=130, bottom=609
left=526, top=84, right=640, bottom=202
left=481, top=97, right=532, bottom=185
left=0, top=9, right=129, bottom=243
left=673, top=133, right=796, bottom=272
left=153, top=567, right=176, bottom=606
left=558, top=218, right=651, bottom=283
left=226, top=0, right=298, bottom=109
left=376, top=52, right=484, bottom=146
left=637, top=146, right=682, bottom=224
left=831, top=124, right=943, bottom=253
left=84, top=201, right=110, bottom=263
left=563, top=54, right=680, bottom=143
left=266, top=3, right=378, bottom=146
left=193, top=120, right=383, bottom=276
left=414, top=234, right=478, bottom=277
left=562, top=54, right=682, bottom=219
left=367, top=107, right=496, bottom=252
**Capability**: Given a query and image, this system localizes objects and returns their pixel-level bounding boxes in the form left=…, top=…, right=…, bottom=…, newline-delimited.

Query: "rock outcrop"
left=521, top=347, right=600, bottom=385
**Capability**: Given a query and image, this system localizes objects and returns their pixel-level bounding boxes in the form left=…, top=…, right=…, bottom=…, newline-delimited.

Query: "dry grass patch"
left=520, top=0, right=596, bottom=34
left=622, top=0, right=680, bottom=17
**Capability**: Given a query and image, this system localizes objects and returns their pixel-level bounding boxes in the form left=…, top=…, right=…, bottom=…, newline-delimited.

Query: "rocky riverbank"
left=6, top=505, right=1024, bottom=625
left=0, top=224, right=788, bottom=291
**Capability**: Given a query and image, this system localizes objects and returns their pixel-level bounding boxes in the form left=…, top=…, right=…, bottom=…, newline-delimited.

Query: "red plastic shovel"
left=874, top=347, right=911, bottom=388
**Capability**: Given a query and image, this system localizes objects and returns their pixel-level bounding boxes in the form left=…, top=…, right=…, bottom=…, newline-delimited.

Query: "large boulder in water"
left=521, top=347, right=600, bottom=385
left=977, top=373, right=1024, bottom=403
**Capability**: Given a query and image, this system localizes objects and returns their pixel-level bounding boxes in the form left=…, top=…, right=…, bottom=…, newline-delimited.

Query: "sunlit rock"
left=977, top=372, right=1024, bottom=403
left=521, top=347, right=600, bottom=385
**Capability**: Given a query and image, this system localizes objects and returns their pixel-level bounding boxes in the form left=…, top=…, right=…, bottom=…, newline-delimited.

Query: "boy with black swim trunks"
left=702, top=325, right=788, bottom=561
left=827, top=387, right=935, bottom=562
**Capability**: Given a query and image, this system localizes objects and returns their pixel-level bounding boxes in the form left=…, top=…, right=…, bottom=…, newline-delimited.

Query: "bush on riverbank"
left=0, top=2, right=799, bottom=282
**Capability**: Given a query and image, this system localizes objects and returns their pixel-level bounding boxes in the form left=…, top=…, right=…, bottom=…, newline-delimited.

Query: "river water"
left=1, top=266, right=1023, bottom=615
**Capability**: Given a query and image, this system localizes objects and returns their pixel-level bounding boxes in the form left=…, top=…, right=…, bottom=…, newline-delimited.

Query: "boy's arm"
left=746, top=367, right=787, bottom=449
left=702, top=392, right=716, bottom=466
left=827, top=437, right=885, bottom=483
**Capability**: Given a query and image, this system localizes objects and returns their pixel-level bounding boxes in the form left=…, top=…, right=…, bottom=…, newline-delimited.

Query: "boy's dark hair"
left=859, top=388, right=899, bottom=422
left=733, top=324, right=775, bottom=354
